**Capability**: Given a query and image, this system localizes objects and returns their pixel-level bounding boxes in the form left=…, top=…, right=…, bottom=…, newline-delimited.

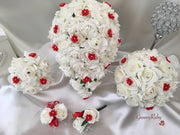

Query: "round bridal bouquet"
left=49, top=0, right=121, bottom=99
left=8, top=52, right=51, bottom=94
left=115, top=49, right=179, bottom=110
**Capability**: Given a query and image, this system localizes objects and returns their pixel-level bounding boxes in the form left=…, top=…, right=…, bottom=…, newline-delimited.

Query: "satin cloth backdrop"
left=0, top=0, right=180, bottom=135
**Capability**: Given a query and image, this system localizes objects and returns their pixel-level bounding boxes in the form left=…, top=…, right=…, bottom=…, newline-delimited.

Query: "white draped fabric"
left=0, top=0, right=180, bottom=135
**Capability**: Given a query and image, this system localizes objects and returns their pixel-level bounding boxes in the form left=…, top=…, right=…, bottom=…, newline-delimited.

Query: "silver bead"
left=151, top=1, right=180, bottom=36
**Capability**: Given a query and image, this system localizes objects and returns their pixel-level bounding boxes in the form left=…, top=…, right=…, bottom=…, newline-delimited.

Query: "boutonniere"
left=72, top=105, right=107, bottom=133
left=40, top=100, right=68, bottom=127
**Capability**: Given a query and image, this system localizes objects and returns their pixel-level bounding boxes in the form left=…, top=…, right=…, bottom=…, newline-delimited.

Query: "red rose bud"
left=83, top=97, right=89, bottom=100
left=59, top=3, right=66, bottom=7
left=49, top=110, right=57, bottom=117
left=71, top=34, right=78, bottom=43
left=118, top=38, right=122, bottom=44
left=108, top=12, right=115, bottom=20
left=82, top=9, right=90, bottom=16
left=83, top=76, right=91, bottom=83
left=12, top=76, right=20, bottom=84
left=73, top=112, right=84, bottom=118
left=126, top=78, right=133, bottom=86
left=121, top=57, right=127, bottom=64
left=52, top=44, right=58, bottom=51
left=88, top=53, right=96, bottom=60
left=163, top=83, right=170, bottom=91
left=29, top=53, right=37, bottom=58
left=146, top=106, right=154, bottom=110
left=150, top=56, right=157, bottom=62
left=108, top=29, right=113, bottom=38
left=85, top=114, right=93, bottom=121
left=40, top=78, right=47, bottom=85
left=53, top=25, right=58, bottom=34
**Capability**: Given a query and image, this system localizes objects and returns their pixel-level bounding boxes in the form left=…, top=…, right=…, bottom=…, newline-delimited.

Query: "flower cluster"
left=49, top=0, right=121, bottom=99
left=40, top=101, right=68, bottom=127
left=73, top=108, right=99, bottom=133
left=8, top=52, right=51, bottom=94
left=115, top=49, right=179, bottom=110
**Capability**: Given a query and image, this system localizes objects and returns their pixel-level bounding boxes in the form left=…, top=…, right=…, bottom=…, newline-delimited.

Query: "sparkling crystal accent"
left=151, top=1, right=180, bottom=36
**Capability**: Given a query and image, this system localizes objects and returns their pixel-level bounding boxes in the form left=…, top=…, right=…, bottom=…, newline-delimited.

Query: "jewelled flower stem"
left=150, top=33, right=163, bottom=50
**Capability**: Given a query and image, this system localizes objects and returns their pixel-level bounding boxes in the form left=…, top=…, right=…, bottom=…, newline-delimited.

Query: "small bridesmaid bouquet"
left=8, top=51, right=51, bottom=94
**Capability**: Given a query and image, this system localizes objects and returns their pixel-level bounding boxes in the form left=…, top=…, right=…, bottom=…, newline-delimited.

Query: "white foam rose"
left=22, top=66, right=36, bottom=79
left=155, top=95, right=168, bottom=106
left=122, top=77, right=141, bottom=93
left=24, top=86, right=38, bottom=95
left=78, top=89, right=92, bottom=99
left=143, top=86, right=157, bottom=100
left=140, top=68, right=159, bottom=84
left=117, top=84, right=130, bottom=98
left=79, top=22, right=98, bottom=39
left=159, top=60, right=177, bottom=76
left=126, top=94, right=141, bottom=107
left=125, top=59, right=143, bottom=76
left=73, top=117, right=87, bottom=133
left=85, top=81, right=101, bottom=91
left=83, top=108, right=99, bottom=124
left=55, top=103, right=68, bottom=121
left=114, top=67, right=125, bottom=83
left=40, top=108, right=53, bottom=124
left=70, top=79, right=83, bottom=91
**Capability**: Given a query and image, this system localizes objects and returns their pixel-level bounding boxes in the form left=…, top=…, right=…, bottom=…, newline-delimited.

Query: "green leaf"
left=80, top=80, right=84, bottom=84
left=94, top=78, right=97, bottom=81
left=88, top=88, right=91, bottom=92
left=81, top=120, right=88, bottom=126
left=72, top=13, right=76, bottom=17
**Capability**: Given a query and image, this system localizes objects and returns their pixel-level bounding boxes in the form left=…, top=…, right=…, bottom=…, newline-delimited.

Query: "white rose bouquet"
left=40, top=100, right=68, bottom=127
left=115, top=49, right=179, bottom=110
left=72, top=105, right=106, bottom=133
left=49, top=0, right=121, bottom=99
left=8, top=52, right=51, bottom=94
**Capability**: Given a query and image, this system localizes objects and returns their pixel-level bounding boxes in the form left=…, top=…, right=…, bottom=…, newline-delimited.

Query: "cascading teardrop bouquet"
left=49, top=0, right=121, bottom=99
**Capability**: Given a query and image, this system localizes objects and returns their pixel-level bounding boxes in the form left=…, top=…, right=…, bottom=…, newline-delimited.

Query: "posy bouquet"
left=8, top=52, right=51, bottom=94
left=115, top=49, right=179, bottom=110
